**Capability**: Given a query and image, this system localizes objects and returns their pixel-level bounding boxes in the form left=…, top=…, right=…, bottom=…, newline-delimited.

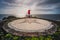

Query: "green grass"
left=0, top=27, right=60, bottom=40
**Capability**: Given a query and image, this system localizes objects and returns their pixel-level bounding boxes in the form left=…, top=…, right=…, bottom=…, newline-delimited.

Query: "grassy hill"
left=0, top=16, right=60, bottom=40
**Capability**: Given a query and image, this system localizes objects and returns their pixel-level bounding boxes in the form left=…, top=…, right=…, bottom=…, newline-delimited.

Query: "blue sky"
left=0, top=0, right=60, bottom=17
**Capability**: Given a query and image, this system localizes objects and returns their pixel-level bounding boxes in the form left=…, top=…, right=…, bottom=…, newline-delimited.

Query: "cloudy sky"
left=0, top=0, right=60, bottom=17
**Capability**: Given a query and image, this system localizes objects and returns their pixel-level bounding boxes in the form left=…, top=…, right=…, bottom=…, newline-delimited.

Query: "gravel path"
left=8, top=18, right=54, bottom=32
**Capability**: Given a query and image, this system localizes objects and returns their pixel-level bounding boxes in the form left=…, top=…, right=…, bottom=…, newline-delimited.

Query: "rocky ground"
left=0, top=16, right=60, bottom=40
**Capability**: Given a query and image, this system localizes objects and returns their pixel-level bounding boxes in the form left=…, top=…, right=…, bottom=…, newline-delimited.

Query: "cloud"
left=0, top=0, right=60, bottom=17
left=4, top=0, right=15, bottom=3
left=45, top=0, right=60, bottom=4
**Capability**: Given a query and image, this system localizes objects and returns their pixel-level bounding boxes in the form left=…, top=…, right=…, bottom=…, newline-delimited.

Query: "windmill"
left=26, top=9, right=32, bottom=18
